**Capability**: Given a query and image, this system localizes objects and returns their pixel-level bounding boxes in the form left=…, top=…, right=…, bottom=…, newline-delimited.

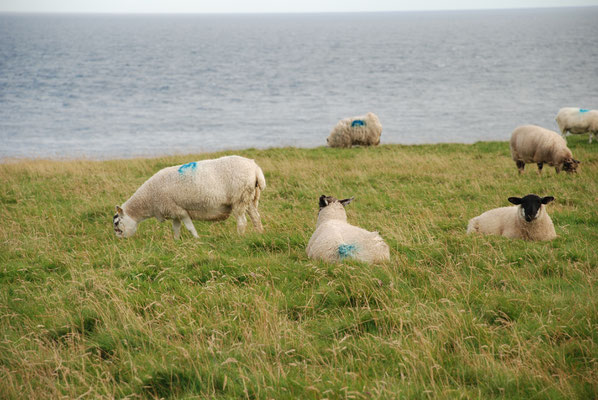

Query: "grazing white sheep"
left=306, top=195, right=390, bottom=263
left=556, top=107, right=598, bottom=143
left=510, top=125, right=580, bottom=174
left=113, top=155, right=266, bottom=239
left=467, top=194, right=556, bottom=241
left=327, top=112, right=382, bottom=148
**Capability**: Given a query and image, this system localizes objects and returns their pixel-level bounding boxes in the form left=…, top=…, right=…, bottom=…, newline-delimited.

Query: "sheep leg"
left=590, top=132, right=594, bottom=144
left=172, top=219, right=182, bottom=239
left=247, top=204, right=264, bottom=233
left=181, top=215, right=199, bottom=238
left=516, top=160, right=525, bottom=174
left=537, top=162, right=543, bottom=175
left=232, top=205, right=248, bottom=235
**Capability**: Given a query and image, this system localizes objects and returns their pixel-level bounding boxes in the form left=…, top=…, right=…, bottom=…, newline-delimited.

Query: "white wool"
left=467, top=205, right=556, bottom=241
left=509, top=125, right=578, bottom=174
left=327, top=112, right=383, bottom=148
left=115, top=155, right=266, bottom=239
left=306, top=202, right=390, bottom=263
left=556, top=107, right=598, bottom=143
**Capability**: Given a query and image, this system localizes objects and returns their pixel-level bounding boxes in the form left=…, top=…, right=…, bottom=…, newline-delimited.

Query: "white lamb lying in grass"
left=467, top=194, right=556, bottom=241
left=306, top=195, right=390, bottom=263
left=113, top=155, right=266, bottom=239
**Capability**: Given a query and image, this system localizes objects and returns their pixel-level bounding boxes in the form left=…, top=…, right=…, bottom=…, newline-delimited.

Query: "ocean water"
left=1, top=8, right=597, bottom=160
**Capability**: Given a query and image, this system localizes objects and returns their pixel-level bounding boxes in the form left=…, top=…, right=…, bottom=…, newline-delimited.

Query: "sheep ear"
left=340, top=197, right=354, bottom=207
left=541, top=196, right=554, bottom=204
left=115, top=205, right=124, bottom=215
left=319, top=195, right=328, bottom=208
left=508, top=197, right=522, bottom=205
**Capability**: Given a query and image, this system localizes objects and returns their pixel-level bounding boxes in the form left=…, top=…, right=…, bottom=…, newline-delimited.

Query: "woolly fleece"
left=306, top=200, right=390, bottom=263
left=467, top=205, right=556, bottom=241
left=327, top=112, right=383, bottom=148
left=556, top=107, right=598, bottom=143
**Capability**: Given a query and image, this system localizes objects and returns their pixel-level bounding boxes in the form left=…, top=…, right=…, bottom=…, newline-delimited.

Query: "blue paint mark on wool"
left=178, top=161, right=197, bottom=174
left=351, top=120, right=365, bottom=127
left=338, top=244, right=357, bottom=259
left=579, top=109, right=589, bottom=113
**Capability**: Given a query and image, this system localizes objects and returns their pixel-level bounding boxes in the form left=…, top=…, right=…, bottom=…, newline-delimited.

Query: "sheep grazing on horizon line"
left=306, top=195, right=390, bottom=263
left=327, top=112, right=382, bottom=148
left=510, top=125, right=580, bottom=175
left=556, top=107, right=598, bottom=143
left=467, top=194, right=557, bottom=241
left=113, top=155, right=266, bottom=239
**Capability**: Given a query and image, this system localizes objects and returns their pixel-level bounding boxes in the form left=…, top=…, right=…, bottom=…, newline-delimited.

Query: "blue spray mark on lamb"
left=178, top=161, right=197, bottom=175
left=579, top=109, right=589, bottom=113
left=338, top=243, right=357, bottom=259
left=351, top=120, right=365, bottom=127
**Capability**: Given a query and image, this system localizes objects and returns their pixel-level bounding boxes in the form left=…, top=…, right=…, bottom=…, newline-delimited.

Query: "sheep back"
left=556, top=107, right=598, bottom=135
left=306, top=220, right=390, bottom=263
left=124, top=155, right=264, bottom=222
left=510, top=125, right=572, bottom=166
left=327, top=112, right=383, bottom=148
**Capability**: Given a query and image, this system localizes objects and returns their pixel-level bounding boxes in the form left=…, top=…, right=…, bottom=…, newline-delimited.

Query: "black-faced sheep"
left=467, top=194, right=556, bottom=241
left=113, top=155, right=265, bottom=239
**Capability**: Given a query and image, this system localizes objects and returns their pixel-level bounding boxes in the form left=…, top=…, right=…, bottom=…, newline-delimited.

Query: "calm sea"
left=1, top=8, right=597, bottom=159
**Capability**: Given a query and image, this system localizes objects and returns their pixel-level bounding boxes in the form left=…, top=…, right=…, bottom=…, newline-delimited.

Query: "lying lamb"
left=467, top=194, right=556, bottom=241
left=510, top=125, right=580, bottom=174
left=306, top=195, right=390, bottom=263
left=556, top=107, right=598, bottom=143
left=327, top=112, right=383, bottom=148
left=113, top=155, right=266, bottom=239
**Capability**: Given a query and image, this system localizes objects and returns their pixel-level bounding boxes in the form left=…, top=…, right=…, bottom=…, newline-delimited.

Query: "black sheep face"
left=563, top=158, right=580, bottom=173
left=508, top=194, right=554, bottom=222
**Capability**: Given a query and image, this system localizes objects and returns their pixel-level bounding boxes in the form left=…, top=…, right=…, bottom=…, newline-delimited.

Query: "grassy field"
left=1, top=137, right=597, bottom=399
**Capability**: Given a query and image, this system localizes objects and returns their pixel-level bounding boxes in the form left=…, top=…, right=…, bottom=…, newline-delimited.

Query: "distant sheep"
left=510, top=125, right=579, bottom=174
left=306, top=195, right=390, bottom=263
left=467, top=194, right=556, bottom=241
left=556, top=107, right=598, bottom=143
left=327, top=112, right=382, bottom=148
left=113, top=155, right=266, bottom=239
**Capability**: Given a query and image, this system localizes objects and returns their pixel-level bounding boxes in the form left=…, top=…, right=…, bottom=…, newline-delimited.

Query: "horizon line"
left=1, top=5, right=597, bottom=15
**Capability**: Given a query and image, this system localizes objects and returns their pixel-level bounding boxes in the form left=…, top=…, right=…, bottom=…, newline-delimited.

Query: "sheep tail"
left=253, top=165, right=266, bottom=207
left=255, top=166, right=266, bottom=191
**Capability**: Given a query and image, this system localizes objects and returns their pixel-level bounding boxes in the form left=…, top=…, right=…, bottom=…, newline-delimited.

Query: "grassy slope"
left=0, top=137, right=597, bottom=399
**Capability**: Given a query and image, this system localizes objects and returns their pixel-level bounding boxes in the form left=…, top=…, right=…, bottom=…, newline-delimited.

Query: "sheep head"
left=113, top=205, right=138, bottom=238
left=508, top=194, right=554, bottom=223
left=562, top=158, right=580, bottom=173
left=319, top=195, right=354, bottom=210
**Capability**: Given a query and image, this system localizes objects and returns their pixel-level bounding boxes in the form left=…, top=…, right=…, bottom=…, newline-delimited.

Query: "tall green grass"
left=1, top=137, right=596, bottom=399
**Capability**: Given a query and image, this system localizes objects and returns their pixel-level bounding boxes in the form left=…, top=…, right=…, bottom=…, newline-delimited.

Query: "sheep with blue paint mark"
left=556, top=107, right=598, bottom=143
left=327, top=112, right=383, bottom=148
left=113, top=155, right=266, bottom=239
left=306, top=195, right=390, bottom=263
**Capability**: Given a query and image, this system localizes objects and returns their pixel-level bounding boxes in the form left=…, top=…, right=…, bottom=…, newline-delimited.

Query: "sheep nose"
left=525, top=216, right=533, bottom=222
